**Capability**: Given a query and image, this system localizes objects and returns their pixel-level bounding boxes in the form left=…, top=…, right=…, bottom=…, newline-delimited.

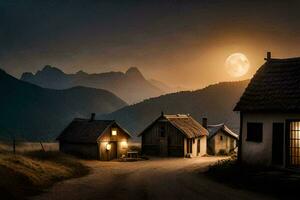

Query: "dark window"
left=160, top=126, right=165, bottom=137
left=220, top=136, right=223, bottom=141
left=247, top=123, right=263, bottom=142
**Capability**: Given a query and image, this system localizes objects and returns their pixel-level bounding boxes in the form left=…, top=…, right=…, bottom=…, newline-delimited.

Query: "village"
left=26, top=52, right=297, bottom=199
left=1, top=1, right=300, bottom=199
left=56, top=53, right=300, bottom=170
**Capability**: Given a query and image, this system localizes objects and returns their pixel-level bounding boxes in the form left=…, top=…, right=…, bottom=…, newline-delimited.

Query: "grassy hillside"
left=0, top=151, right=89, bottom=200
left=0, top=69, right=127, bottom=140
left=103, top=80, right=249, bottom=139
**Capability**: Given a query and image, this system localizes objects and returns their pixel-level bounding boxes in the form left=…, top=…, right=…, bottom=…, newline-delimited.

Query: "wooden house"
left=139, top=113, right=208, bottom=157
left=234, top=52, right=300, bottom=168
left=207, top=123, right=239, bottom=155
left=57, top=113, right=131, bottom=161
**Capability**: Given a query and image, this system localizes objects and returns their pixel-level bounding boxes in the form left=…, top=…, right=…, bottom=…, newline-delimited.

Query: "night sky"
left=1, top=0, right=300, bottom=89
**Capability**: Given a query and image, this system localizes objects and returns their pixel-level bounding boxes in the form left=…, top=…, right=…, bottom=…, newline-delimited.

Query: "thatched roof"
left=57, top=118, right=131, bottom=143
left=139, top=114, right=208, bottom=138
left=234, top=57, right=300, bottom=112
left=207, top=123, right=239, bottom=140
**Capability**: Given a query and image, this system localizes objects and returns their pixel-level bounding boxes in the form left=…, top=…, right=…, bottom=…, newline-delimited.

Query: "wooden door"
left=197, top=138, right=200, bottom=155
left=272, top=123, right=284, bottom=165
left=160, top=138, right=168, bottom=156
left=108, top=142, right=117, bottom=161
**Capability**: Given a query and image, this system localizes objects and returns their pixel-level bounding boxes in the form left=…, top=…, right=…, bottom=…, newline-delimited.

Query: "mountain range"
left=21, top=66, right=167, bottom=104
left=0, top=69, right=127, bottom=140
left=102, top=80, right=249, bottom=140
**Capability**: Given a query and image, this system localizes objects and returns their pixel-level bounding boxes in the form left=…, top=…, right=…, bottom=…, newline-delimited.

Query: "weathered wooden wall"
left=142, top=119, right=185, bottom=157
left=98, top=125, right=130, bottom=160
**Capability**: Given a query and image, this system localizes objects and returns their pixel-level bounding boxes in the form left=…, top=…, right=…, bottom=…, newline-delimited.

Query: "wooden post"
left=40, top=142, right=45, bottom=152
left=13, top=137, right=16, bottom=154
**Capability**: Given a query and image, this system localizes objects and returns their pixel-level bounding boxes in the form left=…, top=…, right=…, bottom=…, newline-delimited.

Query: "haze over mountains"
left=0, top=69, right=127, bottom=140
left=21, top=66, right=171, bottom=104
left=102, top=80, right=249, bottom=140
left=0, top=66, right=249, bottom=141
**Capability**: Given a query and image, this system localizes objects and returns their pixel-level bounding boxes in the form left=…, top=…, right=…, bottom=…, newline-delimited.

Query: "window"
left=247, top=123, right=263, bottom=142
left=160, top=126, right=165, bottom=137
left=111, top=129, right=117, bottom=136
left=289, top=121, right=300, bottom=166
left=220, top=136, right=223, bottom=141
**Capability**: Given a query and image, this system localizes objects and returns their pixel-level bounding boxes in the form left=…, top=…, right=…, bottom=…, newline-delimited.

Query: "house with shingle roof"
left=57, top=113, right=131, bottom=161
left=139, top=112, right=208, bottom=157
left=234, top=52, right=300, bottom=168
left=207, top=123, right=238, bottom=155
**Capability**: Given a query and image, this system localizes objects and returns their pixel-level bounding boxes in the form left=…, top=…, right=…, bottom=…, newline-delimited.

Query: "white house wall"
left=241, top=112, right=300, bottom=167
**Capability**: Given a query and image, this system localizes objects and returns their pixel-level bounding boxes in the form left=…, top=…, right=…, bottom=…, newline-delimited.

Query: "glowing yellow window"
left=111, top=129, right=117, bottom=136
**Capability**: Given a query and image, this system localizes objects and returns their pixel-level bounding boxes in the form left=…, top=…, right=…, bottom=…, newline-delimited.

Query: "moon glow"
left=225, top=53, right=250, bottom=77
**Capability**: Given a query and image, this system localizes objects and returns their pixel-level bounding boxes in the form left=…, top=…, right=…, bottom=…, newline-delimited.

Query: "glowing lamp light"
left=106, top=143, right=111, bottom=151
left=112, top=129, right=117, bottom=136
left=121, top=141, right=128, bottom=149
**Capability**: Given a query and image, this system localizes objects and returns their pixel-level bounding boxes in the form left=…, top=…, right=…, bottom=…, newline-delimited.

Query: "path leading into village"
left=32, top=157, right=273, bottom=200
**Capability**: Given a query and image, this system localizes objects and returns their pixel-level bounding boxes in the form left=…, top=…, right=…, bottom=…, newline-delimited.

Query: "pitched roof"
left=234, top=57, right=300, bottom=112
left=207, top=123, right=239, bottom=139
left=139, top=114, right=208, bottom=138
left=57, top=118, right=131, bottom=143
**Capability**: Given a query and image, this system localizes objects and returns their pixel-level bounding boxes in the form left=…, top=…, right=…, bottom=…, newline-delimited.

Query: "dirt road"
left=32, top=157, right=273, bottom=200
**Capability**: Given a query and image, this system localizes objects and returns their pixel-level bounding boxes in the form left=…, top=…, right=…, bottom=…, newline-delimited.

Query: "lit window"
left=112, top=129, right=117, bottom=136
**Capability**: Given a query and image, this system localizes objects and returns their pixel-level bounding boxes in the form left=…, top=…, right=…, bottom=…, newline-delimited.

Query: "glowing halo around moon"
left=225, top=53, right=250, bottom=77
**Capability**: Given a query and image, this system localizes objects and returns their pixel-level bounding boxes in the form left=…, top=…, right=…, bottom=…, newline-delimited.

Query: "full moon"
left=225, top=53, right=250, bottom=77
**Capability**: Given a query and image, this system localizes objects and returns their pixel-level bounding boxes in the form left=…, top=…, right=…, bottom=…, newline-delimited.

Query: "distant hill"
left=0, top=69, right=127, bottom=141
left=102, top=80, right=249, bottom=140
left=21, top=65, right=164, bottom=104
left=148, top=79, right=186, bottom=93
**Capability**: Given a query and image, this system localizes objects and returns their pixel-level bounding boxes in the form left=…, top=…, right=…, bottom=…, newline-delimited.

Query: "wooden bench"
left=127, top=151, right=138, bottom=158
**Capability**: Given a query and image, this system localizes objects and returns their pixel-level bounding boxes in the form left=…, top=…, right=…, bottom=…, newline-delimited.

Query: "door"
left=272, top=123, right=284, bottom=165
left=108, top=142, right=117, bottom=161
left=160, top=138, right=168, bottom=156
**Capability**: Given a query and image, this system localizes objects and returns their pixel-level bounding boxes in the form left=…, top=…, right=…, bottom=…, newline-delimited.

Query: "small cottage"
left=57, top=113, right=131, bottom=161
left=139, top=113, right=208, bottom=157
left=207, top=123, right=239, bottom=155
left=234, top=52, right=300, bottom=168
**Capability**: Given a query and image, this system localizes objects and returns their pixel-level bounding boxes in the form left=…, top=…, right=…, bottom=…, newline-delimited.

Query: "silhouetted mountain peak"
left=38, top=65, right=65, bottom=76
left=125, top=67, right=145, bottom=80
left=76, top=70, right=88, bottom=75
left=21, top=72, right=34, bottom=80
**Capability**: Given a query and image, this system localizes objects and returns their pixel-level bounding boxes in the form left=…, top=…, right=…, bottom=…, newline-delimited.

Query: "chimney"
left=90, top=113, right=95, bottom=121
left=265, top=51, right=271, bottom=61
left=202, top=118, right=207, bottom=129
